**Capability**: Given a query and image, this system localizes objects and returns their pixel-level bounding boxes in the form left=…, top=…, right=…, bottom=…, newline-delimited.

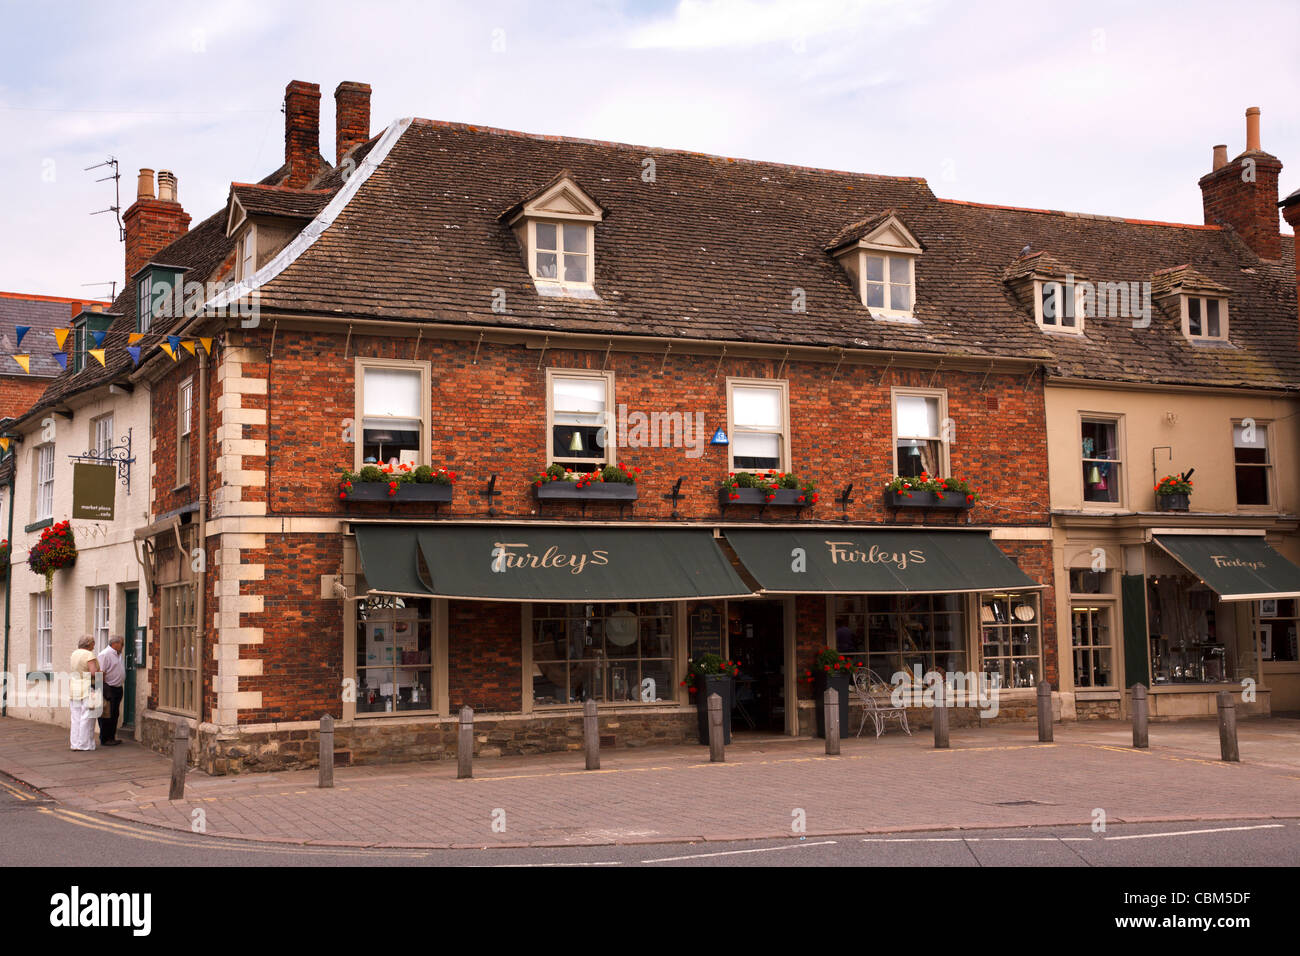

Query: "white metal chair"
left=851, top=669, right=912, bottom=738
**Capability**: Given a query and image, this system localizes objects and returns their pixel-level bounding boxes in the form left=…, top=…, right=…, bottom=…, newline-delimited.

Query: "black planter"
left=344, top=482, right=454, bottom=503
left=534, top=480, right=638, bottom=502
left=1156, top=494, right=1189, bottom=512
left=886, top=489, right=973, bottom=510
left=814, top=671, right=851, bottom=739
left=718, top=487, right=812, bottom=511
left=693, top=674, right=733, bottom=745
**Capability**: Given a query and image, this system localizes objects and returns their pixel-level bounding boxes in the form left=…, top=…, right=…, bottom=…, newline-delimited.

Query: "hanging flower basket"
left=0, top=539, right=9, bottom=582
left=27, top=521, right=76, bottom=589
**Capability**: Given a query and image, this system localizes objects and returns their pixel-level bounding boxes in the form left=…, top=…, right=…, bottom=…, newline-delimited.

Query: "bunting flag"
left=88, top=348, right=107, bottom=367
left=53, top=328, right=72, bottom=351
left=199, top=337, right=214, bottom=355
left=167, top=334, right=182, bottom=353
left=128, top=333, right=144, bottom=346
left=12, top=354, right=30, bottom=373
left=15, top=326, right=30, bottom=348
left=159, top=342, right=177, bottom=361
left=181, top=340, right=197, bottom=355
left=91, top=329, right=107, bottom=347
left=0, top=437, right=9, bottom=453
left=53, top=352, right=67, bottom=370
left=127, top=346, right=142, bottom=366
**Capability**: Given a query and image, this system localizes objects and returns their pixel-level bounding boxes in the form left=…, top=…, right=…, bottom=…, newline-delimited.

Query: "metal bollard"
left=708, top=692, right=725, bottom=763
left=1036, top=680, right=1054, bottom=743
left=457, top=705, right=474, bottom=779
left=824, top=687, right=840, bottom=755
left=1130, top=684, right=1149, bottom=749
left=318, top=714, right=334, bottom=788
left=168, top=722, right=190, bottom=800
left=934, top=684, right=950, bottom=749
left=583, top=698, right=600, bottom=770
left=1217, top=691, right=1240, bottom=763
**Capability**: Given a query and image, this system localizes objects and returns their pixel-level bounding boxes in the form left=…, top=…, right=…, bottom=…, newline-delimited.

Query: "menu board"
left=689, top=603, right=724, bottom=659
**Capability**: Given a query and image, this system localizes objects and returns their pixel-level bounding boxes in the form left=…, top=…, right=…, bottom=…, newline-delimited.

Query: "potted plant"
left=28, top=520, right=76, bottom=589
left=718, top=471, right=818, bottom=510
left=885, top=473, right=977, bottom=509
left=339, top=463, right=457, bottom=502
left=682, top=654, right=738, bottom=745
left=1155, top=473, right=1193, bottom=511
left=533, top=463, right=640, bottom=502
left=801, top=648, right=861, bottom=738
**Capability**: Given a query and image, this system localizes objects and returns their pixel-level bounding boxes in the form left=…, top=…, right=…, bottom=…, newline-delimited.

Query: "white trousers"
left=69, top=700, right=97, bottom=751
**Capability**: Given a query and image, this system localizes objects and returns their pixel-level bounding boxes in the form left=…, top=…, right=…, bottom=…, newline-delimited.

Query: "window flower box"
left=1156, top=494, right=1189, bottom=512
left=886, top=489, right=973, bottom=509
left=717, top=487, right=808, bottom=508
left=532, top=463, right=640, bottom=514
left=345, top=483, right=454, bottom=503
left=339, top=463, right=457, bottom=507
left=885, top=474, right=977, bottom=510
left=718, top=471, right=818, bottom=514
left=1155, top=474, right=1192, bottom=511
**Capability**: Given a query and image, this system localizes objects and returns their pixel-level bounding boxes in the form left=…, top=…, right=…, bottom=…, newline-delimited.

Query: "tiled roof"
left=824, top=209, right=908, bottom=252
left=231, top=184, right=332, bottom=222
left=0, top=292, right=106, bottom=378
left=1149, top=265, right=1233, bottom=298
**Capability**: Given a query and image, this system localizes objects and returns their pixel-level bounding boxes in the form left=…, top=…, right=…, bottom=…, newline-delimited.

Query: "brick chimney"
left=123, top=168, right=191, bottom=282
left=334, top=81, right=371, bottom=164
left=284, top=80, right=322, bottom=188
left=1199, top=107, right=1284, bottom=260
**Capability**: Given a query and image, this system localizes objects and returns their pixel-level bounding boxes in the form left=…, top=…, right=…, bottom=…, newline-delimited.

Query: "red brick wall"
left=1199, top=156, right=1283, bottom=260
left=448, top=600, right=522, bottom=713
left=0, top=375, right=53, bottom=420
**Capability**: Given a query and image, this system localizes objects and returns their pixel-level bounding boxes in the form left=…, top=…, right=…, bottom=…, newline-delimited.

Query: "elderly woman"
left=69, top=636, right=101, bottom=752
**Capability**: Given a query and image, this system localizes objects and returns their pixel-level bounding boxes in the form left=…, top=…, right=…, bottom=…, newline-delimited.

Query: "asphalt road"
left=2, top=772, right=1298, bottom=867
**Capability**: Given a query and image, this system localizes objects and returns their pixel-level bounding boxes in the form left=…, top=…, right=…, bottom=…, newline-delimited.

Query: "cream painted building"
left=2, top=368, right=152, bottom=733
left=1046, top=383, right=1300, bottom=717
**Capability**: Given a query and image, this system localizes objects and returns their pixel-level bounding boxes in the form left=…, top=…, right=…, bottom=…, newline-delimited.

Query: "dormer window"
left=1184, top=295, right=1228, bottom=341
left=501, top=172, right=605, bottom=299
left=236, top=225, right=257, bottom=281
left=827, top=211, right=922, bottom=321
left=1034, top=280, right=1087, bottom=334
left=137, top=274, right=153, bottom=333
left=132, top=262, right=185, bottom=333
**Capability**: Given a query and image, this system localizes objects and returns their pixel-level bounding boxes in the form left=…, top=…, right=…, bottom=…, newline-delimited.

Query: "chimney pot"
left=136, top=168, right=155, bottom=201
left=1212, top=144, right=1228, bottom=171
left=334, top=81, right=372, bottom=165
left=1246, top=106, right=1261, bottom=152
left=284, top=80, right=322, bottom=188
left=157, top=169, right=178, bottom=203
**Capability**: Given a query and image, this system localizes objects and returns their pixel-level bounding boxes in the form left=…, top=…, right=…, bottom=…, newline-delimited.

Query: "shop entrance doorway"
left=729, top=600, right=786, bottom=732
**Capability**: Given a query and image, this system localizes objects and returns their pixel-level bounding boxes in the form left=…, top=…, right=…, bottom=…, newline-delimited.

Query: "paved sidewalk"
left=2, top=715, right=1297, bottom=848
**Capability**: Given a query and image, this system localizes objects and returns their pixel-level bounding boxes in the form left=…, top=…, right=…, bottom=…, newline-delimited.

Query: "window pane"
left=363, top=367, right=422, bottom=419
left=865, top=282, right=885, bottom=309
left=897, top=439, right=941, bottom=477
left=732, top=431, right=780, bottom=468
left=553, top=377, right=606, bottom=424
left=1233, top=423, right=1267, bottom=451
left=888, top=257, right=909, bottom=284
left=535, top=222, right=557, bottom=250
left=1040, top=284, right=1060, bottom=324
left=1207, top=299, right=1221, bottom=337
left=1188, top=297, right=1202, bottom=335
left=1081, top=420, right=1118, bottom=460
left=895, top=395, right=938, bottom=438
left=733, top=386, right=781, bottom=429
left=536, top=251, right=558, bottom=278
left=563, top=254, right=587, bottom=282
left=562, top=224, right=586, bottom=253
left=865, top=255, right=884, bottom=282
left=889, top=283, right=911, bottom=311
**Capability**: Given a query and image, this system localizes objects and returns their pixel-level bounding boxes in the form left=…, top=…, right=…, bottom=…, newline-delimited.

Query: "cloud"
left=625, top=0, right=933, bottom=50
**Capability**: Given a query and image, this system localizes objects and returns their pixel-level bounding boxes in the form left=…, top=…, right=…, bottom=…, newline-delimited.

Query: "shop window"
left=531, top=602, right=674, bottom=706
left=1233, top=421, right=1272, bottom=507
left=833, top=594, right=966, bottom=679
left=728, top=379, right=788, bottom=472
left=547, top=370, right=613, bottom=471
left=1081, top=417, right=1121, bottom=504
left=1071, top=605, right=1114, bottom=688
left=356, top=360, right=430, bottom=469
left=159, top=582, right=198, bottom=716
left=1148, top=575, right=1241, bottom=683
left=356, top=594, right=434, bottom=714
left=979, top=592, right=1042, bottom=688
left=893, top=390, right=946, bottom=478
left=1257, top=599, right=1298, bottom=663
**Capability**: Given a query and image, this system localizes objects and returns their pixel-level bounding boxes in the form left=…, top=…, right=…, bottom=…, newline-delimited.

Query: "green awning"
left=354, top=525, right=753, bottom=602
left=724, top=529, right=1040, bottom=594
left=1152, top=534, right=1300, bottom=601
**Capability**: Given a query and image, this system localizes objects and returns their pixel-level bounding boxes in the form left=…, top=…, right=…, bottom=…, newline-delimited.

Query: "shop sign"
left=72, top=462, right=116, bottom=520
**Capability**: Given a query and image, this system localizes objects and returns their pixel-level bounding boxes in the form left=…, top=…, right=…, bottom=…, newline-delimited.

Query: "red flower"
left=339, top=491, right=347, bottom=499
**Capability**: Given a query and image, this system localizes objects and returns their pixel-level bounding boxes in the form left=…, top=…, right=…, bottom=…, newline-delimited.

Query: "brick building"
left=12, top=79, right=1295, bottom=773
left=0, top=292, right=104, bottom=421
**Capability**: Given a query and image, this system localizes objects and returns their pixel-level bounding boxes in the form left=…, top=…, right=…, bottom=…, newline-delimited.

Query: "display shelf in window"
left=980, top=592, right=1042, bottom=689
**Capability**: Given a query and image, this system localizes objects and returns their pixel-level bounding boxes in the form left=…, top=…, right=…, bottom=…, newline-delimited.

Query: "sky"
left=1, top=0, right=1297, bottom=299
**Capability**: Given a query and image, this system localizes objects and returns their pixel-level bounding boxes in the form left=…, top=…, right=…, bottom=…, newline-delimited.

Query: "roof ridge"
left=231, top=182, right=333, bottom=194
left=0, top=291, right=108, bottom=306
left=410, top=117, right=929, bottom=184
left=937, top=197, right=1224, bottom=231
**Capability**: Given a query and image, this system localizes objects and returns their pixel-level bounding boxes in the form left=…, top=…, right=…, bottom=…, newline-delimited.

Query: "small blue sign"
left=710, top=428, right=729, bottom=446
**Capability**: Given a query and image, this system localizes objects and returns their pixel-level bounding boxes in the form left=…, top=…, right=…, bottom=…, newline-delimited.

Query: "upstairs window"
left=1185, top=295, right=1228, bottom=341
left=828, top=212, right=922, bottom=321
left=355, top=360, right=430, bottom=469
left=177, top=378, right=193, bottom=489
left=1234, top=420, right=1271, bottom=507
left=504, top=174, right=604, bottom=298
left=548, top=370, right=613, bottom=471
left=1081, top=417, right=1121, bottom=505
left=92, top=414, right=114, bottom=459
left=865, top=254, right=913, bottom=314
left=138, top=274, right=153, bottom=333
left=1035, top=280, right=1086, bottom=333
left=893, top=390, right=946, bottom=477
left=35, top=444, right=54, bottom=521
left=727, top=379, right=788, bottom=472
left=236, top=226, right=257, bottom=281
left=533, top=222, right=590, bottom=284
